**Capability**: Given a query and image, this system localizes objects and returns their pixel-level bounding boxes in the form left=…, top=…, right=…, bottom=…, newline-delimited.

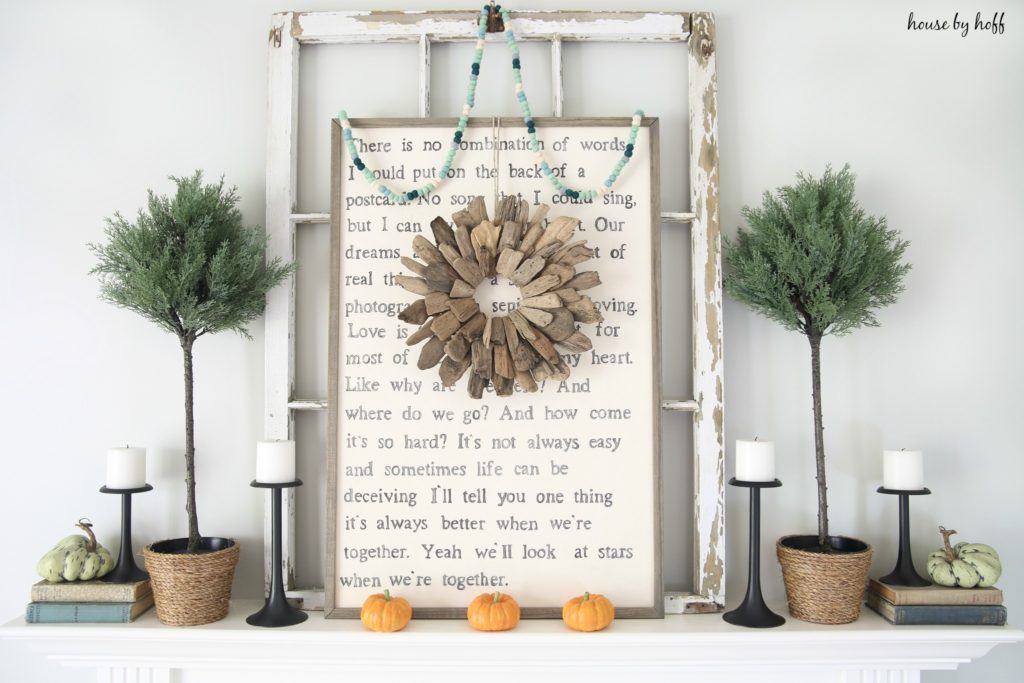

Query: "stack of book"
left=25, top=578, right=154, bottom=623
left=866, top=578, right=1007, bottom=625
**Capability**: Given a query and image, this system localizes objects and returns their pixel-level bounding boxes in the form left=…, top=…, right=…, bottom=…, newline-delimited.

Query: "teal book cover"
left=25, top=594, right=154, bottom=623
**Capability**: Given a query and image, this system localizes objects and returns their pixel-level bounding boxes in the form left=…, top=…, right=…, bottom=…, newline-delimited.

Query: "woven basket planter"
left=144, top=538, right=239, bottom=627
left=776, top=535, right=872, bottom=625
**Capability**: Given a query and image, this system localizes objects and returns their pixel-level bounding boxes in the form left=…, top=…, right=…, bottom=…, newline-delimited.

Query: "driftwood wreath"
left=396, top=195, right=603, bottom=399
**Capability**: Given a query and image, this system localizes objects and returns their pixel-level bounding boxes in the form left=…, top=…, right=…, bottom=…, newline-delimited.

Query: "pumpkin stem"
left=76, top=518, right=97, bottom=553
left=939, top=526, right=957, bottom=562
left=584, top=592, right=591, bottom=601
left=493, top=592, right=501, bottom=604
left=384, top=589, right=391, bottom=601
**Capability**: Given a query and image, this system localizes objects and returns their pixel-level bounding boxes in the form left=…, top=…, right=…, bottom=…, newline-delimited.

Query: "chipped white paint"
left=418, top=34, right=431, bottom=117
left=662, top=211, right=696, bottom=223
left=286, top=588, right=326, bottom=611
left=264, top=8, right=723, bottom=612
left=265, top=12, right=299, bottom=596
left=688, top=12, right=725, bottom=610
left=551, top=37, right=564, bottom=116
left=292, top=10, right=690, bottom=44
left=662, top=399, right=699, bottom=412
left=290, top=212, right=330, bottom=224
left=287, top=399, right=328, bottom=411
left=664, top=590, right=724, bottom=614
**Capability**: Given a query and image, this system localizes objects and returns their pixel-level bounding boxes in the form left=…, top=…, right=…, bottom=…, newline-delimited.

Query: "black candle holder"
left=247, top=479, right=308, bottom=628
left=98, top=484, right=153, bottom=583
left=877, top=486, right=932, bottom=587
left=723, top=477, right=785, bottom=628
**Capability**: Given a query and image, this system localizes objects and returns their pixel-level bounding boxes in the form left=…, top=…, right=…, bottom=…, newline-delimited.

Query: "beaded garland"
left=338, top=4, right=643, bottom=205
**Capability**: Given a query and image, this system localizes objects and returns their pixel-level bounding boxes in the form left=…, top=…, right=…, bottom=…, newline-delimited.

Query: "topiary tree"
left=724, top=165, right=910, bottom=551
left=90, top=171, right=296, bottom=553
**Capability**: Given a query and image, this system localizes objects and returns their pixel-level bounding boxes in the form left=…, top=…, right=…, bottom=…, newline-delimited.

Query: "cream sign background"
left=327, top=118, right=661, bottom=618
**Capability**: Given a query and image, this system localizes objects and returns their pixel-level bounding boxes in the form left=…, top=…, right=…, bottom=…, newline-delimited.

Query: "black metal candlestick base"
left=98, top=484, right=153, bottom=583
left=247, top=479, right=308, bottom=628
left=877, top=486, right=931, bottom=587
left=723, top=477, right=785, bottom=628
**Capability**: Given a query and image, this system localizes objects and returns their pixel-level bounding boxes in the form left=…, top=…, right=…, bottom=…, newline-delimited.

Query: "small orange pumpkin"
left=562, top=592, right=615, bottom=632
left=360, top=590, right=412, bottom=632
left=467, top=591, right=520, bottom=631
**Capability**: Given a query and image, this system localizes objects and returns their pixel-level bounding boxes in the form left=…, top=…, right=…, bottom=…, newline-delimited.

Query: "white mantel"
left=2, top=600, right=1020, bottom=683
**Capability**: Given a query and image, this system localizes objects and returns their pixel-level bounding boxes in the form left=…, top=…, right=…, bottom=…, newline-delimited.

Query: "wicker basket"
left=144, top=538, right=240, bottom=627
left=776, top=535, right=872, bottom=625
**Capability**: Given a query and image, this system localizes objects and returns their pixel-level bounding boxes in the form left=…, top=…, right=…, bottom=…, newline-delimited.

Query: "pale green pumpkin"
left=927, top=526, right=1002, bottom=588
left=36, top=520, right=114, bottom=582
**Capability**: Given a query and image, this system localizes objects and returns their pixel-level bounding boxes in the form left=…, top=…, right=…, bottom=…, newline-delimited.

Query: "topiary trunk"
left=808, top=332, right=830, bottom=550
left=181, top=335, right=201, bottom=552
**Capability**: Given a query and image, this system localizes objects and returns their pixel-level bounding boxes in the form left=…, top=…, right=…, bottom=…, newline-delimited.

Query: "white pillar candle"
left=106, top=447, right=146, bottom=489
left=735, top=439, right=775, bottom=482
left=256, top=440, right=296, bottom=483
left=883, top=449, right=924, bottom=490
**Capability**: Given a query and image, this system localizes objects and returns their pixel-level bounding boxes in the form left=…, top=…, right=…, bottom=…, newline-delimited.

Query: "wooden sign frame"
left=326, top=117, right=662, bottom=618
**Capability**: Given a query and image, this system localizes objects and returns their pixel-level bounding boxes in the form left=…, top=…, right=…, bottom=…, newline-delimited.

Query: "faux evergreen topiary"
left=725, top=165, right=910, bottom=550
left=90, top=171, right=296, bottom=553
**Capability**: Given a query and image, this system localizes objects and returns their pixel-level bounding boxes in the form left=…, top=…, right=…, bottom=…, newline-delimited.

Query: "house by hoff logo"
left=907, top=11, right=1006, bottom=36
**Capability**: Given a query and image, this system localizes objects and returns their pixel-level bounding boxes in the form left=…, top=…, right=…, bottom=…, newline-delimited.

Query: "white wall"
left=1, top=1, right=1020, bottom=681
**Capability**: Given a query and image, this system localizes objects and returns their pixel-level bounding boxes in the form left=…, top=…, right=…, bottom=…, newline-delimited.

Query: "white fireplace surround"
left=2, top=599, right=1020, bottom=683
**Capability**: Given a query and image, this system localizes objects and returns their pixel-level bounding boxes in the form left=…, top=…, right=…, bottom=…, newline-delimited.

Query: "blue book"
left=25, top=594, right=154, bottom=623
left=866, top=592, right=1006, bottom=625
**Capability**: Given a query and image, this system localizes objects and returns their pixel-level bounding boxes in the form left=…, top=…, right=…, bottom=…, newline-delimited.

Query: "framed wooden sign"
left=327, top=117, right=661, bottom=618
